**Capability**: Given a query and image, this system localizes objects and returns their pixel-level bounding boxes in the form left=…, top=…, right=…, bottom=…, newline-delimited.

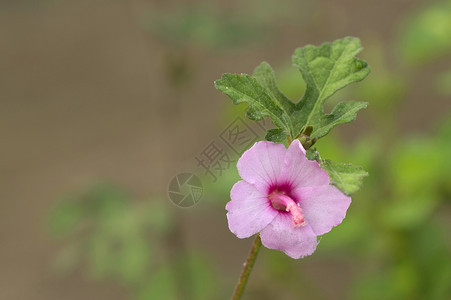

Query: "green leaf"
left=312, top=101, right=368, bottom=139
left=253, top=62, right=295, bottom=116
left=321, top=160, right=368, bottom=195
left=214, top=73, right=291, bottom=134
left=215, top=37, right=370, bottom=142
left=292, top=37, right=370, bottom=138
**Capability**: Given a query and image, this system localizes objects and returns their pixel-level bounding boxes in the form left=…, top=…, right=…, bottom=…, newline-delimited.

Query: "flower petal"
left=279, top=140, right=329, bottom=188
left=293, top=185, right=351, bottom=236
left=226, top=180, right=278, bottom=239
left=237, top=141, right=286, bottom=190
left=260, top=213, right=318, bottom=259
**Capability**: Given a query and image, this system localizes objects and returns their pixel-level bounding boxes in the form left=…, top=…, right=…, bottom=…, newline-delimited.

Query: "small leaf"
left=214, top=73, right=290, bottom=134
left=292, top=37, right=370, bottom=138
left=312, top=101, right=368, bottom=139
left=321, top=160, right=368, bottom=195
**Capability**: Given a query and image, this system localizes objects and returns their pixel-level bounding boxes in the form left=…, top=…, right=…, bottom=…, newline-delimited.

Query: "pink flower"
left=226, top=140, right=351, bottom=259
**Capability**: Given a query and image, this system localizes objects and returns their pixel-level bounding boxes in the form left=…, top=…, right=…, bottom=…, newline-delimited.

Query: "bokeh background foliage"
left=1, top=0, right=450, bottom=299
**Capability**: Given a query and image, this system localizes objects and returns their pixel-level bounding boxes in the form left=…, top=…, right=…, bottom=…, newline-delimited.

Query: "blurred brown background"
left=1, top=0, right=450, bottom=299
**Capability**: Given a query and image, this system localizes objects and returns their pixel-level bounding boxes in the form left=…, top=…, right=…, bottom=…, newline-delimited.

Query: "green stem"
left=231, top=234, right=262, bottom=300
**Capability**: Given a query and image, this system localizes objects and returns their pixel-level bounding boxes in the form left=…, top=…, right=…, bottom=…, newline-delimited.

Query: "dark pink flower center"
left=269, top=190, right=306, bottom=227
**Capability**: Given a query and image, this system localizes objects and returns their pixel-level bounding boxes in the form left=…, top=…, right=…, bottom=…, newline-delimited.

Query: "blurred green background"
left=1, top=0, right=450, bottom=299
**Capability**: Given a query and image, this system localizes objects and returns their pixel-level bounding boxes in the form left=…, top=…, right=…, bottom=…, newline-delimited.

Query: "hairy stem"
left=231, top=234, right=262, bottom=300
